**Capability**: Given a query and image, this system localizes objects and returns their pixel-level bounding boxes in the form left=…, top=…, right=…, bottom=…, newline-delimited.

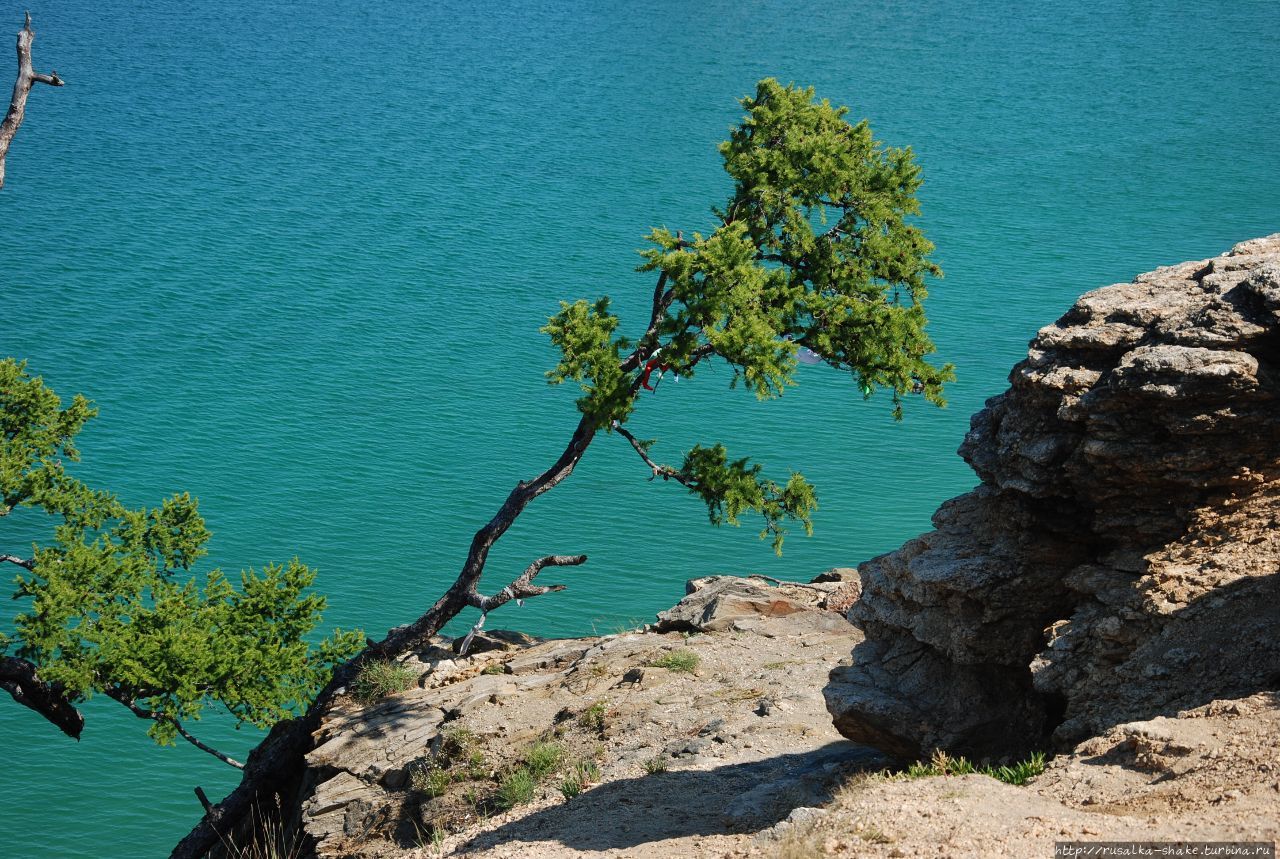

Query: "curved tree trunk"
left=170, top=418, right=599, bottom=858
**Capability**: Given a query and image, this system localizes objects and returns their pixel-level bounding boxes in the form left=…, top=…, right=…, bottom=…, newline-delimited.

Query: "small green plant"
left=578, top=700, right=609, bottom=731
left=643, top=755, right=667, bottom=774
left=901, top=749, right=1047, bottom=785
left=481, top=663, right=505, bottom=675
left=439, top=727, right=480, bottom=759
left=523, top=740, right=565, bottom=779
left=649, top=649, right=700, bottom=673
left=560, top=773, right=583, bottom=800
left=495, top=768, right=537, bottom=810
left=860, top=826, right=893, bottom=845
left=409, top=762, right=453, bottom=798
left=987, top=751, right=1046, bottom=785
left=351, top=659, right=419, bottom=703
left=218, top=801, right=302, bottom=859
left=560, top=757, right=602, bottom=800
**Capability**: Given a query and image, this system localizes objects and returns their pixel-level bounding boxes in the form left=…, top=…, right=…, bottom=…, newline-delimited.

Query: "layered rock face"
left=826, top=235, right=1280, bottom=760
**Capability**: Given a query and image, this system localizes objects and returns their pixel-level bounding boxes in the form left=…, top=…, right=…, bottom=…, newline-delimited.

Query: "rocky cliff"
left=825, top=235, right=1280, bottom=760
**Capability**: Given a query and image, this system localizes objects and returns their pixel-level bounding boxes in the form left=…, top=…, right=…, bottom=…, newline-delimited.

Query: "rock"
left=306, top=693, right=446, bottom=786
left=503, top=640, right=590, bottom=675
left=654, top=576, right=815, bottom=632
left=449, top=628, right=543, bottom=654
left=281, top=579, right=866, bottom=858
left=810, top=567, right=858, bottom=584
left=827, top=235, right=1280, bottom=760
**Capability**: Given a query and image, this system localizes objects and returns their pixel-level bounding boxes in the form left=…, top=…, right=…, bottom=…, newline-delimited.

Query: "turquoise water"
left=2, top=1, right=1277, bottom=855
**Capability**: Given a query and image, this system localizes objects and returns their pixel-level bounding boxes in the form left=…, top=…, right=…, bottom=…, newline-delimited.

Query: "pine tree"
left=0, top=358, right=362, bottom=765
left=0, top=78, right=954, bottom=855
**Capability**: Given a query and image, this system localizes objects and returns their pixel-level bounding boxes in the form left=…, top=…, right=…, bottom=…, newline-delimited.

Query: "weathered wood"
left=0, top=12, right=64, bottom=190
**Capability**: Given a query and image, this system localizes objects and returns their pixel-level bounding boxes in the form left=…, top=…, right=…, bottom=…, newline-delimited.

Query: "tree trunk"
left=0, top=12, right=64, bottom=190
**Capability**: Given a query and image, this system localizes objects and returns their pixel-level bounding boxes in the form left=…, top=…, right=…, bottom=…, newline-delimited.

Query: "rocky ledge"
left=294, top=573, right=872, bottom=858
left=825, top=235, right=1280, bottom=760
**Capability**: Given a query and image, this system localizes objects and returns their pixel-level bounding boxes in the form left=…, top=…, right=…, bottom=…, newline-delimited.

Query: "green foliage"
left=495, top=767, right=536, bottom=810
left=902, top=749, right=1047, bottom=785
left=409, top=761, right=453, bottom=799
left=559, top=773, right=583, bottom=800
left=985, top=751, right=1047, bottom=785
left=578, top=699, right=608, bottom=732
left=0, top=358, right=363, bottom=744
left=648, top=649, right=699, bottom=673
left=351, top=659, right=418, bottom=704
left=559, top=758, right=601, bottom=800
left=522, top=740, right=565, bottom=779
left=542, top=298, right=633, bottom=429
left=678, top=444, right=816, bottom=553
left=643, top=755, right=667, bottom=774
left=543, top=79, right=952, bottom=552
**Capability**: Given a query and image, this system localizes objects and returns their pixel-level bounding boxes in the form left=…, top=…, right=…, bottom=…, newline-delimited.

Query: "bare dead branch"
left=0, top=553, right=34, bottom=570
left=0, top=12, right=64, bottom=190
left=0, top=655, right=84, bottom=738
left=468, top=554, right=587, bottom=613
left=104, top=688, right=244, bottom=769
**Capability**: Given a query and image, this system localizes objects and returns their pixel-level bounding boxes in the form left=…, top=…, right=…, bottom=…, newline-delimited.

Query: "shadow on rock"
left=457, top=742, right=884, bottom=853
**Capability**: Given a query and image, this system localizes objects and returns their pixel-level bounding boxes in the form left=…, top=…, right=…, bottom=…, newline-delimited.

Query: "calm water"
left=2, top=1, right=1277, bottom=855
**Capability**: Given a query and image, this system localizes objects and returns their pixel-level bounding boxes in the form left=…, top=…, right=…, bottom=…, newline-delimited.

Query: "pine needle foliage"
left=0, top=358, right=364, bottom=748
left=543, top=79, right=952, bottom=552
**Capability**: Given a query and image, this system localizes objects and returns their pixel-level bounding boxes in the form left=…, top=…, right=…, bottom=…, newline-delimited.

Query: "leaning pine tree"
left=363, top=77, right=954, bottom=660
left=19, top=77, right=948, bottom=856
left=172, top=77, right=954, bottom=857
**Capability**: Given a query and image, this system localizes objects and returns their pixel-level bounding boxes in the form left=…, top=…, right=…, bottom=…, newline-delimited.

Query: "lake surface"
left=2, top=1, right=1277, bottom=855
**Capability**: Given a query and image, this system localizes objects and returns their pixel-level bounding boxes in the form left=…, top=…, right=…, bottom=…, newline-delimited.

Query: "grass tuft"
left=648, top=649, right=700, bottom=673
left=409, top=763, right=452, bottom=798
left=578, top=700, right=609, bottom=732
left=523, top=740, right=565, bottom=779
left=560, top=758, right=602, bottom=800
left=351, top=659, right=418, bottom=703
left=643, top=755, right=667, bottom=774
left=495, top=768, right=537, bottom=810
left=902, top=749, right=1047, bottom=785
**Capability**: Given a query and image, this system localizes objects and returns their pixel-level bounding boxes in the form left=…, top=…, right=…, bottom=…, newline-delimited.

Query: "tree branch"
left=0, top=13, right=65, bottom=190
left=611, top=421, right=698, bottom=489
left=104, top=688, right=244, bottom=769
left=0, top=553, right=34, bottom=570
left=467, top=554, right=587, bottom=613
left=0, top=655, right=84, bottom=739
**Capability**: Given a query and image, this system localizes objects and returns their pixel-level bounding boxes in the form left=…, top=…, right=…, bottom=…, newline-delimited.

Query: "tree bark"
left=0, top=12, right=64, bottom=190
left=171, top=418, right=601, bottom=858
left=172, top=277, right=674, bottom=858
left=0, top=656, right=83, bottom=739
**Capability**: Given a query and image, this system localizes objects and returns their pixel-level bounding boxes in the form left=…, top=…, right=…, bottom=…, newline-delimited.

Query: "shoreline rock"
left=825, top=235, right=1280, bottom=760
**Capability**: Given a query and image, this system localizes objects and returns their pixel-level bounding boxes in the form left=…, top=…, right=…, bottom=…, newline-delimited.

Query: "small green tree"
left=0, top=358, right=363, bottom=765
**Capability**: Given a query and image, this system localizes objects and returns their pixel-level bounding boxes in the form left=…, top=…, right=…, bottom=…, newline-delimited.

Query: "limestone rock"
left=827, top=235, right=1280, bottom=760
left=655, top=575, right=839, bottom=633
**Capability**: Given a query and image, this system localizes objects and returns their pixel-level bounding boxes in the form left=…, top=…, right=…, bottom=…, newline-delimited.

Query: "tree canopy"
left=544, top=78, right=952, bottom=551
left=0, top=358, right=362, bottom=763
